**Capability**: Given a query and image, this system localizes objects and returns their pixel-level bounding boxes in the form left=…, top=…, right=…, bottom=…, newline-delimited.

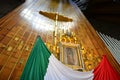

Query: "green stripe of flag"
left=20, top=36, right=51, bottom=80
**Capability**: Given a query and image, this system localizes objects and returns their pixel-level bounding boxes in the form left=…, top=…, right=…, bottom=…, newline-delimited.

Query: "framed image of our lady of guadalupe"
left=59, top=42, right=84, bottom=71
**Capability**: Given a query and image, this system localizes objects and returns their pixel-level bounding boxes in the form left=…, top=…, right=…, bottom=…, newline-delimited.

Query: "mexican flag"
left=20, top=36, right=120, bottom=80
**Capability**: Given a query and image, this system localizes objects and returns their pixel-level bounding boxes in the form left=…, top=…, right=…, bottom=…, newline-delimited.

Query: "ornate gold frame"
left=59, top=42, right=84, bottom=71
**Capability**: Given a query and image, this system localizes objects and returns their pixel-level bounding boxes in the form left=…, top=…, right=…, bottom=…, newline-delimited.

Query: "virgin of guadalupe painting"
left=60, top=42, right=84, bottom=70
left=64, top=47, right=79, bottom=66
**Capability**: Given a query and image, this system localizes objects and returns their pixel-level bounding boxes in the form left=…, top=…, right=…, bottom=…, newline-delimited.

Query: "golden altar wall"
left=39, top=2, right=102, bottom=71
left=40, top=9, right=102, bottom=71
left=45, top=28, right=101, bottom=71
left=0, top=0, right=119, bottom=79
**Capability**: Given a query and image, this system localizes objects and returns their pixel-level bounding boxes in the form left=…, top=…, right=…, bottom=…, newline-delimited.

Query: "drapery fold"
left=93, top=55, right=120, bottom=80
left=44, top=54, right=94, bottom=80
left=20, top=36, right=120, bottom=80
left=20, top=36, right=51, bottom=80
